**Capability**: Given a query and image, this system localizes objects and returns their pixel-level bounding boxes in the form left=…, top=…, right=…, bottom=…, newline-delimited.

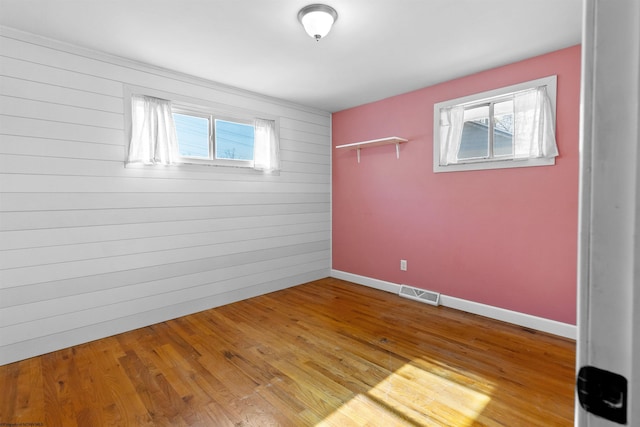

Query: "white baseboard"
left=330, top=269, right=576, bottom=340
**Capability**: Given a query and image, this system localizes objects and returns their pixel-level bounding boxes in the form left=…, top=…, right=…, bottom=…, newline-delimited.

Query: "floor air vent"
left=398, top=285, right=440, bottom=306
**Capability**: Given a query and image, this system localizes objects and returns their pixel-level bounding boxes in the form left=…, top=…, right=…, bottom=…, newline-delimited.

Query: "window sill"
left=433, top=156, right=555, bottom=173
left=178, top=157, right=254, bottom=169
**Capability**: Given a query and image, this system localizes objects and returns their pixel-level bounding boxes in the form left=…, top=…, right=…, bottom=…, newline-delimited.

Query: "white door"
left=577, top=0, right=640, bottom=425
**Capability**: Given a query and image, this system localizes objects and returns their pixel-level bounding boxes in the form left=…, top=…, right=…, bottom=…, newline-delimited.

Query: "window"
left=457, top=99, right=514, bottom=160
left=434, top=76, right=558, bottom=173
left=172, top=107, right=255, bottom=167
left=126, top=88, right=280, bottom=172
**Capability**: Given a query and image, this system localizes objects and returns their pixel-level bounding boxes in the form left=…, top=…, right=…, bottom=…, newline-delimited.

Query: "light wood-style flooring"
left=1, top=278, right=576, bottom=426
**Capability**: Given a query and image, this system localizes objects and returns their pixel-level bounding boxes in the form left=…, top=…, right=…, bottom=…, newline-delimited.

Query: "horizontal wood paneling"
left=0, top=212, right=329, bottom=249
left=0, top=115, right=124, bottom=144
left=279, top=150, right=329, bottom=165
left=1, top=231, right=328, bottom=288
left=0, top=95, right=124, bottom=129
left=0, top=55, right=124, bottom=96
left=0, top=241, right=330, bottom=307
left=0, top=154, right=329, bottom=177
left=0, top=26, right=332, bottom=365
left=280, top=127, right=330, bottom=147
left=0, top=135, right=125, bottom=161
left=0, top=152, right=329, bottom=186
left=280, top=139, right=330, bottom=157
left=280, top=117, right=331, bottom=136
left=0, top=191, right=329, bottom=211
left=281, top=160, right=330, bottom=174
left=0, top=76, right=123, bottom=113
left=0, top=204, right=329, bottom=232
left=0, top=222, right=330, bottom=269
left=0, top=174, right=329, bottom=193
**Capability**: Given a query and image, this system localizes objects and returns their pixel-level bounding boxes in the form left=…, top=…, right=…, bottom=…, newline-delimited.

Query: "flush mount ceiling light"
left=297, top=4, right=338, bottom=41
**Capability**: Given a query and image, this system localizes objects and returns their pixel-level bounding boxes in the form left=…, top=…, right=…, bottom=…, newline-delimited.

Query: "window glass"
left=172, top=113, right=256, bottom=164
left=215, top=119, right=255, bottom=161
left=493, top=99, right=514, bottom=157
left=173, top=113, right=210, bottom=158
left=459, top=105, right=489, bottom=160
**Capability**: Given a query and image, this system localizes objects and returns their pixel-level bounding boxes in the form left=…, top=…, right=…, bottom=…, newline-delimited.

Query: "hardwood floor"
left=1, top=278, right=576, bottom=426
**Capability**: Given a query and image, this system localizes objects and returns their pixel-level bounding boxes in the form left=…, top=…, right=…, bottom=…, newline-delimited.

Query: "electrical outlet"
left=400, top=259, right=407, bottom=271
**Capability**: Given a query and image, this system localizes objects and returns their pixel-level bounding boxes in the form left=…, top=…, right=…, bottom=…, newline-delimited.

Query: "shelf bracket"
left=395, top=142, right=400, bottom=159
left=357, top=147, right=361, bottom=163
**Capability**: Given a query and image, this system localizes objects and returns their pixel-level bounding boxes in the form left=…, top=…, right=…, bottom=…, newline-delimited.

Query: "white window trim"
left=433, top=75, right=557, bottom=173
left=123, top=85, right=279, bottom=169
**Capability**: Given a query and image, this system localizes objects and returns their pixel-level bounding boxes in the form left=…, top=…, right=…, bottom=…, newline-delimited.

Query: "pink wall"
left=332, top=46, right=581, bottom=325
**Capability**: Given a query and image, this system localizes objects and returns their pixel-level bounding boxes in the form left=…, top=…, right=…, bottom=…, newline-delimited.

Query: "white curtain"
left=127, top=95, right=180, bottom=165
left=513, top=86, right=559, bottom=159
left=253, top=118, right=280, bottom=172
left=439, top=105, right=465, bottom=165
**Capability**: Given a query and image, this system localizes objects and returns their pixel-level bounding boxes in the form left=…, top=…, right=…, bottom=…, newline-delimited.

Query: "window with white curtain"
left=433, top=76, right=558, bottom=173
left=127, top=95, right=180, bottom=165
left=126, top=91, right=280, bottom=172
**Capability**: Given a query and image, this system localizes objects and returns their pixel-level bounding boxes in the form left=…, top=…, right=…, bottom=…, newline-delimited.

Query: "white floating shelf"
left=336, top=137, right=409, bottom=163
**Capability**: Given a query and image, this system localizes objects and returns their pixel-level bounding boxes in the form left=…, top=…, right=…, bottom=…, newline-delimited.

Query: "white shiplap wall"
left=0, top=27, right=331, bottom=365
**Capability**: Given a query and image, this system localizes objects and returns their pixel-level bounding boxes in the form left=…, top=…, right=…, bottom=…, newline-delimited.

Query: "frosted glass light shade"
left=298, top=4, right=338, bottom=41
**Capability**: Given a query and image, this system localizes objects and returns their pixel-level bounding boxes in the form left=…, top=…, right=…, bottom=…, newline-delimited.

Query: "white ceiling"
left=0, top=0, right=583, bottom=112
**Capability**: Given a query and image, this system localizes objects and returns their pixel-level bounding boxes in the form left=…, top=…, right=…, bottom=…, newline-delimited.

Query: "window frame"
left=212, top=115, right=256, bottom=164
left=433, top=75, right=557, bottom=173
left=171, top=106, right=255, bottom=168
left=456, top=95, right=515, bottom=162
left=171, top=107, right=212, bottom=161
left=124, top=85, right=278, bottom=169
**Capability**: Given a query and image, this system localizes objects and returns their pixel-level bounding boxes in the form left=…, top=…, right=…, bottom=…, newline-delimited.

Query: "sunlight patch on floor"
left=318, top=360, right=493, bottom=426
left=317, top=393, right=416, bottom=426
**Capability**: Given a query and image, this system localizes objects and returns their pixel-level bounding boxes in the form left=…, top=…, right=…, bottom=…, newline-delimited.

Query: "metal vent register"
left=398, top=285, right=440, bottom=306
